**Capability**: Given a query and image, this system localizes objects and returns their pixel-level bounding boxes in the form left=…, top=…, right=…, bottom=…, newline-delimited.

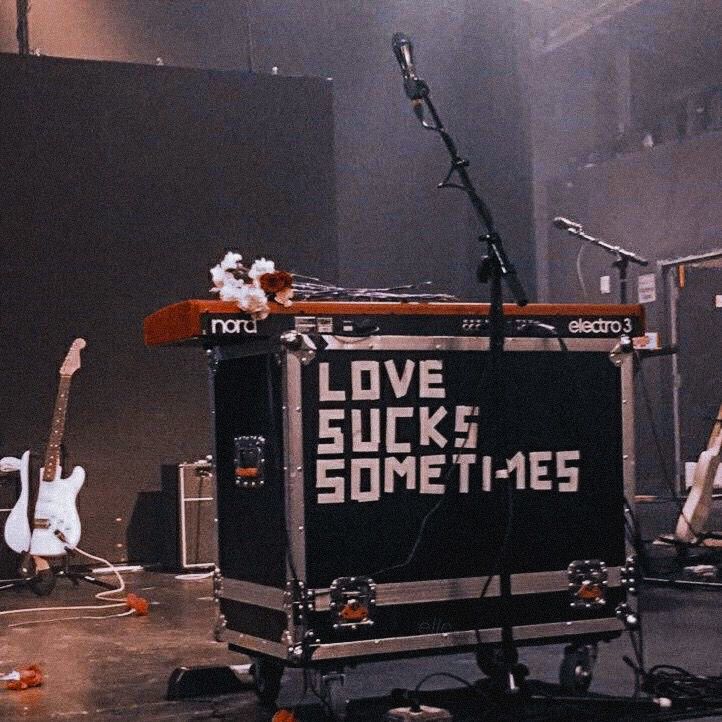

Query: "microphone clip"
left=404, top=76, right=429, bottom=102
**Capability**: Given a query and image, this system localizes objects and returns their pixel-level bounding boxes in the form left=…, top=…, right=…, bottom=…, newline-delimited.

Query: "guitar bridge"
left=33, top=518, right=50, bottom=530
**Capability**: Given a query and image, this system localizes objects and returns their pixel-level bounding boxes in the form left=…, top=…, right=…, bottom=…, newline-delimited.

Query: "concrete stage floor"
left=0, top=504, right=720, bottom=721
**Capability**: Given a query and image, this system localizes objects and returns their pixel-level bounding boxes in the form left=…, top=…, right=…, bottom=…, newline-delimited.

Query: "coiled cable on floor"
left=0, top=544, right=148, bottom=627
left=642, top=664, right=722, bottom=703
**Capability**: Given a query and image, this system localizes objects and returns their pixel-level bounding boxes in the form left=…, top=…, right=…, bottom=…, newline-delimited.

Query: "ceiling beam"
left=529, top=0, right=649, bottom=57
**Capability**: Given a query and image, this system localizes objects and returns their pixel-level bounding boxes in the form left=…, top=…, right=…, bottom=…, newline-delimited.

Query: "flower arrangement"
left=126, top=593, right=150, bottom=616
left=210, top=251, right=294, bottom=319
left=2, top=665, right=43, bottom=690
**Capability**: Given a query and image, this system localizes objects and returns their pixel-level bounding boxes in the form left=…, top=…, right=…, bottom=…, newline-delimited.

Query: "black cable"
left=406, top=672, right=514, bottom=721
left=372, top=322, right=567, bottom=584
left=371, top=492, right=448, bottom=579
left=478, top=475, right=514, bottom=600
left=532, top=685, right=619, bottom=722
left=477, top=324, right=569, bottom=604
left=413, top=671, right=476, bottom=693
left=653, top=709, right=722, bottom=721
left=650, top=664, right=722, bottom=698
left=478, top=322, right=567, bottom=603
left=624, top=496, right=651, bottom=574
left=371, top=360, right=491, bottom=580
left=305, top=669, right=340, bottom=721
left=643, top=664, right=722, bottom=703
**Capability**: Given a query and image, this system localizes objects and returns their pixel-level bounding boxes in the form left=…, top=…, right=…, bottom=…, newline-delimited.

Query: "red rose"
left=260, top=271, right=293, bottom=294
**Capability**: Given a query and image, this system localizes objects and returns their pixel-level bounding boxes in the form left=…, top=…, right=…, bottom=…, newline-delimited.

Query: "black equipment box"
left=0, top=469, right=21, bottom=579
left=145, top=301, right=642, bottom=677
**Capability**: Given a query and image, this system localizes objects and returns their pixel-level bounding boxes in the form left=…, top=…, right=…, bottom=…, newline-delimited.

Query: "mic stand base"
left=484, top=663, right=530, bottom=701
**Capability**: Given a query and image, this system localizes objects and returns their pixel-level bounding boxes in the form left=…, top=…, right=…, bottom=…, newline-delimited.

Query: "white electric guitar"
left=4, top=338, right=87, bottom=558
left=674, top=403, right=722, bottom=544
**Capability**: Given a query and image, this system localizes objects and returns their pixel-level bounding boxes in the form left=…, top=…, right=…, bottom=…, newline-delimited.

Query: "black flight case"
left=144, top=300, right=644, bottom=711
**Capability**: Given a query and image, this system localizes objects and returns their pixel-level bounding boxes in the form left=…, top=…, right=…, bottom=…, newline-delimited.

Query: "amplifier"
left=0, top=472, right=21, bottom=578
left=161, top=460, right=216, bottom=570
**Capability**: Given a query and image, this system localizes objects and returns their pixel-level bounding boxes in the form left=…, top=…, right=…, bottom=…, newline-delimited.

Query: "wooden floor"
left=0, top=502, right=720, bottom=721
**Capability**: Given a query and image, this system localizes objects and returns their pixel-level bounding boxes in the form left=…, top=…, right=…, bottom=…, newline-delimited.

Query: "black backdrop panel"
left=301, top=350, right=625, bottom=588
left=677, top=267, right=722, bottom=463
left=0, top=53, right=337, bottom=562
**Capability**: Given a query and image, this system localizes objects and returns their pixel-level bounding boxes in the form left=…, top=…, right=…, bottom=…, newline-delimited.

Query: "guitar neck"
left=42, top=375, right=73, bottom=481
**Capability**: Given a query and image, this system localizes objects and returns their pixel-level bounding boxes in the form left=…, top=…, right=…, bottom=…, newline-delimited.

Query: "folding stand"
left=52, top=553, right=117, bottom=592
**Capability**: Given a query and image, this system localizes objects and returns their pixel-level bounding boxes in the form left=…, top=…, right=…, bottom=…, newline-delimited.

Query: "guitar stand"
left=0, top=553, right=58, bottom=597
left=52, top=553, right=116, bottom=591
left=15, top=553, right=116, bottom=596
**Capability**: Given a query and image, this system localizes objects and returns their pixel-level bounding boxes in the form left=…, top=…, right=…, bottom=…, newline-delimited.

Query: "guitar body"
left=675, top=447, right=720, bottom=543
left=3, top=450, right=32, bottom=553
left=29, top=464, right=85, bottom=556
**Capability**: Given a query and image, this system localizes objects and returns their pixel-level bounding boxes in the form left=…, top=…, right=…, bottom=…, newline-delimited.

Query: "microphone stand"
left=560, top=224, right=648, bottom=304
left=396, top=54, right=674, bottom=722
left=404, top=75, right=529, bottom=696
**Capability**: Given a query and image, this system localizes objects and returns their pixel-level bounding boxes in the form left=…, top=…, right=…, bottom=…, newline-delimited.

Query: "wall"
left=529, top=0, right=722, bottom=299
left=0, top=0, right=535, bottom=297
left=0, top=53, right=337, bottom=562
left=0, top=1, right=535, bottom=561
left=545, top=130, right=722, bottom=490
left=527, top=0, right=722, bottom=492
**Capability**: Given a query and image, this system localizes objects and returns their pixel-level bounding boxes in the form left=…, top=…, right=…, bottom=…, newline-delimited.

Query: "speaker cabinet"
left=0, top=472, right=21, bottom=579
left=161, top=460, right=216, bottom=570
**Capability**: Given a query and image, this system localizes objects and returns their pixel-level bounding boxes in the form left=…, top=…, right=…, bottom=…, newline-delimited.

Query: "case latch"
left=329, top=576, right=376, bottom=631
left=568, top=560, right=608, bottom=608
left=285, top=580, right=316, bottom=626
left=233, top=435, right=265, bottom=488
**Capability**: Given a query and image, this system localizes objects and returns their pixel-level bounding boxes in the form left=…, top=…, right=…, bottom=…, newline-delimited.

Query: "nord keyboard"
left=144, top=300, right=644, bottom=346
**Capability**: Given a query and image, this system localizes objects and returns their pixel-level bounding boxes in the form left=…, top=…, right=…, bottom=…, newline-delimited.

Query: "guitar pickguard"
left=29, top=464, right=85, bottom=557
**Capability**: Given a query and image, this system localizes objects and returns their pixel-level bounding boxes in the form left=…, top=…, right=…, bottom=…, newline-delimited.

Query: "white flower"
left=210, top=251, right=245, bottom=290
left=220, top=251, right=243, bottom=271
left=237, top=285, right=270, bottom=319
left=210, top=263, right=227, bottom=288
left=248, top=258, right=275, bottom=281
left=218, top=284, right=243, bottom=302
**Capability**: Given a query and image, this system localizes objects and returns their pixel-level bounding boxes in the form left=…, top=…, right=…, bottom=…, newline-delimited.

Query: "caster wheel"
left=250, top=656, right=284, bottom=705
left=475, top=644, right=502, bottom=677
left=559, top=643, right=596, bottom=694
left=320, top=671, right=348, bottom=720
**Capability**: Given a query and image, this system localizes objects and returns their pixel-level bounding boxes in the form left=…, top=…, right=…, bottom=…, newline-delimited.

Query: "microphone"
left=553, top=216, right=583, bottom=232
left=392, top=32, right=416, bottom=80
left=392, top=32, right=427, bottom=102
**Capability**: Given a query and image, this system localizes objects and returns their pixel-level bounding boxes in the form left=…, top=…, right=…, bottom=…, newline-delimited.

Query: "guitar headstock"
left=59, top=338, right=87, bottom=378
